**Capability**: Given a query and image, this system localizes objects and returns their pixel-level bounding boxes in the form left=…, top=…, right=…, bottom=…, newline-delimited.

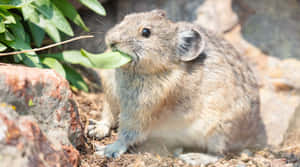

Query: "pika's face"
left=105, top=10, right=206, bottom=74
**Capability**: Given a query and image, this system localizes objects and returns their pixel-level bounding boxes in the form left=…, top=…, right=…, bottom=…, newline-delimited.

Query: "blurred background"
left=69, top=0, right=300, bottom=60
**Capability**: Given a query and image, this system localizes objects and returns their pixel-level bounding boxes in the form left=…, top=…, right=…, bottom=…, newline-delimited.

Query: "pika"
left=88, top=10, right=266, bottom=165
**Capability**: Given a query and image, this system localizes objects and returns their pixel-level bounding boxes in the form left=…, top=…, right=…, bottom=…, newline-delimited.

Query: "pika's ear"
left=176, top=28, right=205, bottom=61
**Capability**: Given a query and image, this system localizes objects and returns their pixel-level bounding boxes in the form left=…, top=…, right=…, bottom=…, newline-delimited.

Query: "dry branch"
left=0, top=35, right=94, bottom=56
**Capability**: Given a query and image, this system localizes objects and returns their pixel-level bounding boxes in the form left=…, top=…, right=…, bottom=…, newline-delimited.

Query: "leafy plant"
left=41, top=50, right=132, bottom=91
left=0, top=0, right=107, bottom=92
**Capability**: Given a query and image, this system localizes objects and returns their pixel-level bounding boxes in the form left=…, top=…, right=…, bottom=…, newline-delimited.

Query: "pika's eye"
left=141, top=28, right=151, bottom=38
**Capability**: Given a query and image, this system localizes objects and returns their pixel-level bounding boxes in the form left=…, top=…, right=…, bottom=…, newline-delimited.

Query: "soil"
left=74, top=91, right=300, bottom=167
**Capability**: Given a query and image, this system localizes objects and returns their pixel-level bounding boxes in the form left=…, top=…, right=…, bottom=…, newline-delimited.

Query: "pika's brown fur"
left=88, top=10, right=266, bottom=165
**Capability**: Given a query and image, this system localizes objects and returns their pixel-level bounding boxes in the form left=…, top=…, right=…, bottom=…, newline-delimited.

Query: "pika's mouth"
left=112, top=47, right=138, bottom=63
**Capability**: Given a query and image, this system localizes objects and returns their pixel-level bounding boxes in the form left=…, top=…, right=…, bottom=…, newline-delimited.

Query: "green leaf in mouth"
left=81, top=49, right=132, bottom=69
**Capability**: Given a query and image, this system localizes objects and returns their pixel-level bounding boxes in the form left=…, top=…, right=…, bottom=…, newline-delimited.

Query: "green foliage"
left=81, top=49, right=131, bottom=69
left=0, top=0, right=108, bottom=92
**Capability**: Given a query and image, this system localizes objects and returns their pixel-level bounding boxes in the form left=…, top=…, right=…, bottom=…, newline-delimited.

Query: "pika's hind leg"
left=87, top=98, right=119, bottom=139
left=178, top=153, right=220, bottom=166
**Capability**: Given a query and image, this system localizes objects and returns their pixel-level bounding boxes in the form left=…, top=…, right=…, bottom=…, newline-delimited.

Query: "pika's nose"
left=105, top=30, right=120, bottom=50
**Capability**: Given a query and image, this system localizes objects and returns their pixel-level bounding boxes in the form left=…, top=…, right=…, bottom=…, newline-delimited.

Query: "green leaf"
left=33, top=0, right=74, bottom=36
left=41, top=57, right=66, bottom=78
left=13, top=54, right=23, bottom=62
left=81, top=49, right=132, bottom=69
left=3, top=37, right=42, bottom=68
left=0, top=18, right=5, bottom=33
left=31, top=0, right=52, bottom=19
left=4, top=37, right=32, bottom=51
left=78, top=0, right=106, bottom=16
left=40, top=16, right=61, bottom=42
left=21, top=4, right=60, bottom=42
left=0, top=42, right=7, bottom=52
left=0, top=9, right=16, bottom=24
left=24, top=28, right=31, bottom=43
left=22, top=54, right=43, bottom=68
left=28, top=99, right=34, bottom=106
left=63, top=64, right=88, bottom=92
left=21, top=4, right=39, bottom=22
left=52, top=0, right=89, bottom=31
left=0, top=0, right=35, bottom=9
left=42, top=50, right=93, bottom=67
left=28, top=22, right=45, bottom=47
left=4, top=31, right=15, bottom=41
left=9, top=18, right=26, bottom=41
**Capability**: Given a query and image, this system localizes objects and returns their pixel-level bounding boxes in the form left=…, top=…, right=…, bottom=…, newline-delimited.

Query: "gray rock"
left=235, top=0, right=300, bottom=59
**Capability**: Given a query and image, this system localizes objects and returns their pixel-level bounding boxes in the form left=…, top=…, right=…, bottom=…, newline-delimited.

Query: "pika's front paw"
left=104, top=141, right=128, bottom=158
left=87, top=119, right=111, bottom=140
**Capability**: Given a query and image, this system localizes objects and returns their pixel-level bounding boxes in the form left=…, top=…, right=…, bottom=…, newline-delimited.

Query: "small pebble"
left=236, top=163, right=246, bottom=167
left=240, top=153, right=250, bottom=162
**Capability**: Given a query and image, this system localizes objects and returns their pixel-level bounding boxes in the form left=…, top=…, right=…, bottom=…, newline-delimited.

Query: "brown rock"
left=195, top=0, right=238, bottom=34
left=259, top=89, right=300, bottom=146
left=0, top=64, right=86, bottom=166
left=0, top=105, right=79, bottom=167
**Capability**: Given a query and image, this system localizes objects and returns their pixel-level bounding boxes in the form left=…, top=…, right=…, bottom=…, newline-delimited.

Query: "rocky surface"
left=0, top=105, right=79, bottom=167
left=0, top=64, right=86, bottom=167
left=195, top=0, right=238, bottom=34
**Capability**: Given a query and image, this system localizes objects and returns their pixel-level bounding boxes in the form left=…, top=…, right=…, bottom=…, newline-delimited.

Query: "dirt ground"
left=74, top=90, right=300, bottom=167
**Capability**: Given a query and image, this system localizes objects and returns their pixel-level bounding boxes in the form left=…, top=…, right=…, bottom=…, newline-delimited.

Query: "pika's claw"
left=87, top=119, right=111, bottom=140
left=104, top=141, right=128, bottom=158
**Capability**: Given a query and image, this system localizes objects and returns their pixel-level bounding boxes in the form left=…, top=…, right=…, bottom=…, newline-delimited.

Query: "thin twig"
left=0, top=35, right=94, bottom=56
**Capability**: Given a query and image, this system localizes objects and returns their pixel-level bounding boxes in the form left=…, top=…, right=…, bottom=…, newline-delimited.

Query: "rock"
left=283, top=104, right=300, bottom=146
left=195, top=0, right=238, bottom=34
left=259, top=88, right=300, bottom=146
left=0, top=64, right=86, bottom=166
left=275, top=59, right=300, bottom=90
left=0, top=105, right=79, bottom=167
left=234, top=0, right=300, bottom=59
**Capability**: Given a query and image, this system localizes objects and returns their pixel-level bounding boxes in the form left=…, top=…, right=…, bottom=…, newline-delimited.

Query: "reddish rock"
left=0, top=64, right=86, bottom=166
left=0, top=105, right=79, bottom=167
